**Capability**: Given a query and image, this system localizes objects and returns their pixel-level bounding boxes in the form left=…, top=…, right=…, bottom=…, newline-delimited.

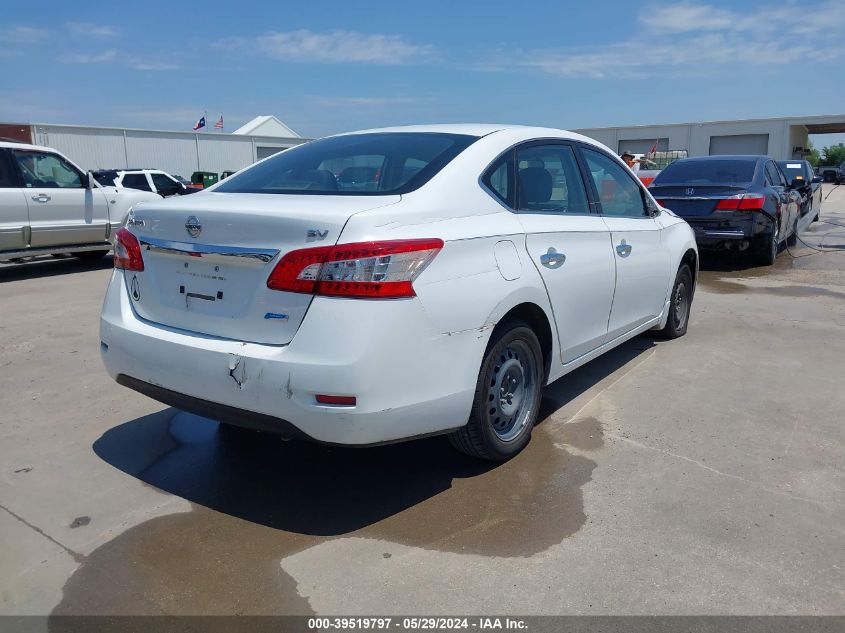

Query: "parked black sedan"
left=649, top=156, right=801, bottom=265
left=778, top=160, right=822, bottom=222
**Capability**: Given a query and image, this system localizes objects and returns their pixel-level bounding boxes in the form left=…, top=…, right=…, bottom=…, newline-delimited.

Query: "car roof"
left=331, top=123, right=593, bottom=143
left=0, top=140, right=58, bottom=152
left=675, top=155, right=766, bottom=162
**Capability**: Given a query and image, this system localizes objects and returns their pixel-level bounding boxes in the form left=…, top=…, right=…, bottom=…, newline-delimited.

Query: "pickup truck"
left=816, top=162, right=845, bottom=184
left=0, top=141, right=159, bottom=261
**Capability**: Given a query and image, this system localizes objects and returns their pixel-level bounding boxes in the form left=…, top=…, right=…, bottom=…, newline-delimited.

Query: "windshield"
left=215, top=132, right=478, bottom=196
left=653, top=159, right=756, bottom=185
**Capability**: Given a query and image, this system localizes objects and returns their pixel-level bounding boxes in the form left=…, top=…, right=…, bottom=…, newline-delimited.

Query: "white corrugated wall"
left=197, top=135, right=254, bottom=175
left=29, top=124, right=307, bottom=175
left=36, top=127, right=126, bottom=170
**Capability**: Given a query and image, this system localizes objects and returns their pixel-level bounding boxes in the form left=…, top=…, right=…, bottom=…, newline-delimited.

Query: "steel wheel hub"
left=486, top=342, right=536, bottom=442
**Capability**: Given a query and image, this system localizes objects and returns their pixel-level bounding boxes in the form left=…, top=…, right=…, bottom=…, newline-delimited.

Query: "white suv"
left=0, top=141, right=160, bottom=261
left=93, top=169, right=199, bottom=197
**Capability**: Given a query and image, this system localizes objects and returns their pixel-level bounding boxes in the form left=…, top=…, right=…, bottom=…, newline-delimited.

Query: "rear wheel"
left=658, top=264, right=693, bottom=339
left=755, top=223, right=778, bottom=266
left=71, top=250, right=110, bottom=261
left=449, top=320, right=543, bottom=461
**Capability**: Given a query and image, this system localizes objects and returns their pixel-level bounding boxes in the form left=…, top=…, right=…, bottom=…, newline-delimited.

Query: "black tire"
left=657, top=264, right=693, bottom=340
left=71, top=250, right=110, bottom=261
left=754, top=223, right=778, bottom=266
left=448, top=320, right=543, bottom=461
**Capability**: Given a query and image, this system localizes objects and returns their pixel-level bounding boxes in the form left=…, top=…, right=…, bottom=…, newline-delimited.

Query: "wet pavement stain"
left=53, top=341, right=651, bottom=616
left=555, top=417, right=604, bottom=452
left=698, top=274, right=845, bottom=299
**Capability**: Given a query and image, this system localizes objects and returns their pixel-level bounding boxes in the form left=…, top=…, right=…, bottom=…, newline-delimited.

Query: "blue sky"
left=2, top=0, right=845, bottom=146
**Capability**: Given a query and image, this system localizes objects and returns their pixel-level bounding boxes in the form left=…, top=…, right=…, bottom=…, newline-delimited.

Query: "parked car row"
left=815, top=162, right=845, bottom=184
left=647, top=156, right=821, bottom=265
left=0, top=141, right=160, bottom=261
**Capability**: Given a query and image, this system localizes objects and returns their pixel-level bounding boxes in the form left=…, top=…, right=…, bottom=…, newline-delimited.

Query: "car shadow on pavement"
left=93, top=337, right=655, bottom=538
left=0, top=254, right=113, bottom=282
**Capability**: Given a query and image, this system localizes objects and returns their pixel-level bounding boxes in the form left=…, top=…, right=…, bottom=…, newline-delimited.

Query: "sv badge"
left=306, top=229, right=328, bottom=240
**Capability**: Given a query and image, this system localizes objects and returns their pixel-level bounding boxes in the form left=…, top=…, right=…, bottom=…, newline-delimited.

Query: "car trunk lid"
left=123, top=192, right=401, bottom=345
left=649, top=184, right=748, bottom=217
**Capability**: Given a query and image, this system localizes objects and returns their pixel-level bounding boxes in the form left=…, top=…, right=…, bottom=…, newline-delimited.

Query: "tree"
left=806, top=141, right=821, bottom=167
left=820, top=143, right=845, bottom=166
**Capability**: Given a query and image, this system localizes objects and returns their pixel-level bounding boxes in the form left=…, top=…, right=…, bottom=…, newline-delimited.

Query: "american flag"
left=214, top=115, right=224, bottom=129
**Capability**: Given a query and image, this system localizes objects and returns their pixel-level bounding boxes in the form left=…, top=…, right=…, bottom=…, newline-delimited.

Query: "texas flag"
left=192, top=115, right=206, bottom=131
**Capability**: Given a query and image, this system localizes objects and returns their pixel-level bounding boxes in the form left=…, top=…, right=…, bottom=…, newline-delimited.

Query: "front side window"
left=215, top=133, right=478, bottom=196
left=12, top=150, right=83, bottom=188
left=515, top=144, right=589, bottom=213
left=151, top=173, right=180, bottom=194
left=122, top=173, right=152, bottom=191
left=582, top=148, right=647, bottom=218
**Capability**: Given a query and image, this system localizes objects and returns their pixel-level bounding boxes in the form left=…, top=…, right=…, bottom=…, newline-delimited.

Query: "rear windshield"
left=653, top=159, right=756, bottom=185
left=778, top=161, right=808, bottom=178
left=215, top=132, right=478, bottom=196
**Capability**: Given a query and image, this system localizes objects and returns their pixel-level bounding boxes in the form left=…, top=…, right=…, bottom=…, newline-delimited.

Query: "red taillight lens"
left=267, top=238, right=443, bottom=299
left=715, top=194, right=765, bottom=212
left=114, top=228, right=144, bottom=271
left=654, top=199, right=666, bottom=207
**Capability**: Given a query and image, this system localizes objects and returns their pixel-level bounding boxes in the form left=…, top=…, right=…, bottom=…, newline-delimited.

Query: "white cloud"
left=65, top=22, right=118, bottom=37
left=0, top=25, right=49, bottom=44
left=218, top=29, right=434, bottom=65
left=483, top=1, right=845, bottom=79
left=60, top=49, right=118, bottom=64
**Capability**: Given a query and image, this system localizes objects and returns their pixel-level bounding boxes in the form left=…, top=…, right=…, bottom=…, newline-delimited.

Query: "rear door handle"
left=616, top=240, right=632, bottom=257
left=31, top=194, right=51, bottom=203
left=539, top=247, right=566, bottom=269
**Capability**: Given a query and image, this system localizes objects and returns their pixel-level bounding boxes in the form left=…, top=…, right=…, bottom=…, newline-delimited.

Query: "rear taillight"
left=654, top=199, right=666, bottom=207
left=715, top=194, right=765, bottom=212
left=267, top=238, right=443, bottom=298
left=114, top=228, right=144, bottom=271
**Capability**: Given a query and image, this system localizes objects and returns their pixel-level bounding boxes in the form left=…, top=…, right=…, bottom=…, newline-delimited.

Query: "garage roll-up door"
left=257, top=146, right=284, bottom=160
left=618, top=138, right=669, bottom=154
left=709, top=134, right=769, bottom=156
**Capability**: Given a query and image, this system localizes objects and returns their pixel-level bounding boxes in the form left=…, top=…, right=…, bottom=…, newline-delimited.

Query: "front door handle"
left=31, top=194, right=51, bottom=203
left=540, top=247, right=566, bottom=269
left=616, top=239, right=632, bottom=257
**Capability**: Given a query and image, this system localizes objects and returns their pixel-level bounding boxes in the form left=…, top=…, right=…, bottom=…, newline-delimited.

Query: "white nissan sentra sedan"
left=100, top=125, right=697, bottom=460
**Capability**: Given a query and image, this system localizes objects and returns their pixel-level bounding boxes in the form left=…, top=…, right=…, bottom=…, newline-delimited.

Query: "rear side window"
left=122, top=173, right=152, bottom=191
left=216, top=133, right=477, bottom=196
left=765, top=162, right=786, bottom=187
left=582, top=148, right=647, bottom=218
left=654, top=159, right=756, bottom=185
left=0, top=150, right=18, bottom=188
left=515, top=144, right=589, bottom=213
left=482, top=153, right=514, bottom=207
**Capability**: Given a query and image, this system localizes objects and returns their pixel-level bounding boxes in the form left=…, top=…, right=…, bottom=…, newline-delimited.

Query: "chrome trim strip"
left=695, top=230, right=746, bottom=238
left=138, top=236, right=279, bottom=263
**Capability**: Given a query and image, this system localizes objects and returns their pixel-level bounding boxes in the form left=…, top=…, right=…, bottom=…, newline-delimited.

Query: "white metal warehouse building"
left=574, top=113, right=845, bottom=160
left=0, top=116, right=306, bottom=178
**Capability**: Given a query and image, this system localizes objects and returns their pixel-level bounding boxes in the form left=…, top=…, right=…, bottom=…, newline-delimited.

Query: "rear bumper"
left=100, top=271, right=485, bottom=445
left=684, top=214, right=768, bottom=249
